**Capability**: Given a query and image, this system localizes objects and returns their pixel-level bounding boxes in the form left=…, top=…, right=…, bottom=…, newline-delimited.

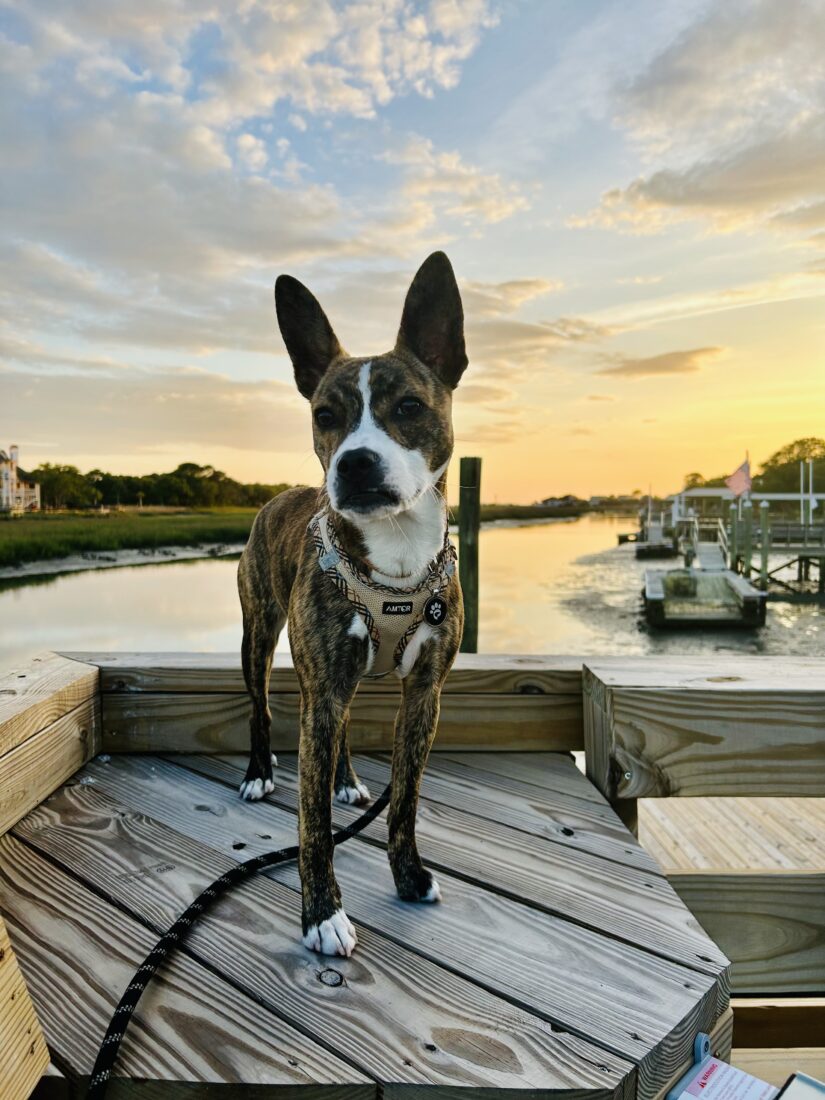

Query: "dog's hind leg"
left=333, top=715, right=371, bottom=806
left=239, top=601, right=285, bottom=801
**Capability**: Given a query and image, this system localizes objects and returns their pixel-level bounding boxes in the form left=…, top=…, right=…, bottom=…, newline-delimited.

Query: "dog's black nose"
left=337, top=448, right=380, bottom=481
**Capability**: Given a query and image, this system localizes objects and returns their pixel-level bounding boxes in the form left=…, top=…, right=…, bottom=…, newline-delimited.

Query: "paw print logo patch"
left=424, top=595, right=447, bottom=626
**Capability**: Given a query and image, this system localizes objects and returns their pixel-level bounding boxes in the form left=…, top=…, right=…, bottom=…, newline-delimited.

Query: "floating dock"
left=644, top=568, right=766, bottom=627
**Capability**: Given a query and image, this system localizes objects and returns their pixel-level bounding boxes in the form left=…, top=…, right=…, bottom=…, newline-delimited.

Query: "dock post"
left=742, top=500, right=753, bottom=576
left=458, top=456, right=481, bottom=653
left=759, top=501, right=770, bottom=589
left=729, top=504, right=739, bottom=571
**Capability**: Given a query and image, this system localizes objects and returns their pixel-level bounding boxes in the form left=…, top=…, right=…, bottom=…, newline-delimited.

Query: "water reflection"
left=1, top=514, right=821, bottom=666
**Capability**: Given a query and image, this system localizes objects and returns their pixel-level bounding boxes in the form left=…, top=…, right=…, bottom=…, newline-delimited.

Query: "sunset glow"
left=3, top=1, right=824, bottom=501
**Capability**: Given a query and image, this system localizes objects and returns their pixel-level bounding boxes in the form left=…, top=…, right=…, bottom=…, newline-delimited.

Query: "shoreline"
left=0, top=513, right=599, bottom=582
left=0, top=541, right=247, bottom=581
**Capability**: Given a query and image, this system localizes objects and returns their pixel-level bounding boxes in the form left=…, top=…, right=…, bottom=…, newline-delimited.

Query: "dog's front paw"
left=302, top=909, right=357, bottom=957
left=396, top=866, right=442, bottom=904
left=334, top=781, right=371, bottom=806
left=239, top=755, right=278, bottom=801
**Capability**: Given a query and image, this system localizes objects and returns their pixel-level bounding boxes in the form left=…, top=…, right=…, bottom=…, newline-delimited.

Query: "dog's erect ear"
left=396, top=251, right=468, bottom=389
left=275, top=275, right=345, bottom=400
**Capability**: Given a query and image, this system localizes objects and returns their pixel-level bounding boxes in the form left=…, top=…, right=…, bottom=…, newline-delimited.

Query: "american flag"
left=725, top=457, right=751, bottom=497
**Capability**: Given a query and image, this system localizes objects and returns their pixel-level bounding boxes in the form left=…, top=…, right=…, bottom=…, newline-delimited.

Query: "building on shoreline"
left=0, top=445, right=41, bottom=513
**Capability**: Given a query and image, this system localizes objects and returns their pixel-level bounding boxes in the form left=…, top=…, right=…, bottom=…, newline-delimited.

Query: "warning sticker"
left=677, top=1059, right=777, bottom=1100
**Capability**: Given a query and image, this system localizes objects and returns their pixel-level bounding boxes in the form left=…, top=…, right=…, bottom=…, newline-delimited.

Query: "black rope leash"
left=86, top=784, right=391, bottom=1100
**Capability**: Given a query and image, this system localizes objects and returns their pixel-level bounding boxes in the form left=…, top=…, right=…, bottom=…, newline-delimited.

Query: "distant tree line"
left=683, top=437, right=825, bottom=494
left=30, top=462, right=291, bottom=510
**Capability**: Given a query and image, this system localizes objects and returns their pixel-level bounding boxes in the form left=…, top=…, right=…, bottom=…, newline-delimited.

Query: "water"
left=1, top=514, right=822, bottom=667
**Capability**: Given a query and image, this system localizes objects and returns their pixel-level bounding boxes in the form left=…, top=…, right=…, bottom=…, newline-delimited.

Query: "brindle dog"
left=238, top=251, right=467, bottom=957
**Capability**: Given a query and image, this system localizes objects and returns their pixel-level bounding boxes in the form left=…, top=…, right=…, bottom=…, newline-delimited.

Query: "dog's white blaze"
left=396, top=620, right=437, bottom=679
left=347, top=611, right=374, bottom=673
left=327, top=363, right=447, bottom=583
left=302, top=908, right=357, bottom=957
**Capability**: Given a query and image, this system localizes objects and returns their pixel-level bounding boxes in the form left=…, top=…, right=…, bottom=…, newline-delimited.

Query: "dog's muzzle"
left=334, top=448, right=399, bottom=512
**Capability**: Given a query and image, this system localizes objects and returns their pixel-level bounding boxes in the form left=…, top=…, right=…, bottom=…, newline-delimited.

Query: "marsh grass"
left=0, top=502, right=588, bottom=568
left=0, top=508, right=258, bottom=568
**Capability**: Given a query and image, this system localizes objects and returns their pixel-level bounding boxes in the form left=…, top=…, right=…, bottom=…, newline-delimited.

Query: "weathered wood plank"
left=344, top=754, right=661, bottom=874
left=0, top=653, right=98, bottom=758
left=173, top=752, right=729, bottom=980
left=83, top=753, right=729, bottom=995
left=64, top=652, right=585, bottom=696
left=436, top=751, right=602, bottom=801
left=640, top=797, right=825, bottom=872
left=731, top=1048, right=825, bottom=1088
left=667, top=871, right=825, bottom=994
left=583, top=660, right=825, bottom=797
left=101, top=691, right=583, bottom=753
left=0, top=834, right=373, bottom=1098
left=583, top=656, right=825, bottom=692
left=68, top=756, right=726, bottom=1099
left=731, top=997, right=825, bottom=1048
left=14, top=783, right=633, bottom=1099
left=0, top=699, right=100, bottom=837
left=0, top=915, right=50, bottom=1100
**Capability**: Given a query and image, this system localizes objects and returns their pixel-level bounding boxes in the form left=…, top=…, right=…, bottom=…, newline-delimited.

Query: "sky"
left=2, top=0, right=824, bottom=503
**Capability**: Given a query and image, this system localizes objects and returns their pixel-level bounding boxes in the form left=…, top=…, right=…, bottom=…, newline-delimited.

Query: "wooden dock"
left=1, top=652, right=823, bottom=1097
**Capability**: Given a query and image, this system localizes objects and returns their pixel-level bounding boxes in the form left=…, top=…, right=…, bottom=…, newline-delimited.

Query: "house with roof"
left=0, top=445, right=41, bottom=513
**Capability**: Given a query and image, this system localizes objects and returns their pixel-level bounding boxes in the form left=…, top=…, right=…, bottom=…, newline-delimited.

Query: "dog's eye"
left=314, top=407, right=336, bottom=429
left=397, top=396, right=423, bottom=418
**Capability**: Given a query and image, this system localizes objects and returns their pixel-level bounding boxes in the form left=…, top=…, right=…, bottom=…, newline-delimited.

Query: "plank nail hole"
left=600, top=1066, right=611, bottom=1073
left=560, top=827, right=574, bottom=837
left=424, top=1043, right=438, bottom=1053
left=631, top=1032, right=642, bottom=1041
left=258, top=834, right=272, bottom=840
left=684, top=983, right=692, bottom=989
left=318, top=968, right=344, bottom=988
left=194, top=805, right=211, bottom=812
left=232, top=841, right=246, bottom=850
left=645, top=882, right=654, bottom=888
left=288, top=1058, right=299, bottom=1067
left=697, top=955, right=712, bottom=962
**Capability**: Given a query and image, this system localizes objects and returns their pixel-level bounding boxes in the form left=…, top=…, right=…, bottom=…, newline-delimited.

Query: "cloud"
left=587, top=393, right=615, bottom=402
left=236, top=133, right=268, bottom=172
left=596, top=345, right=723, bottom=379
left=572, top=0, right=825, bottom=236
left=382, top=136, right=530, bottom=225
left=1, top=357, right=308, bottom=456
left=616, top=275, right=662, bottom=286
left=461, top=278, right=563, bottom=316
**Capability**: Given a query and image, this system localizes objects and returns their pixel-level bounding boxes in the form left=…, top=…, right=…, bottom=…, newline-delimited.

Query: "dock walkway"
left=694, top=542, right=727, bottom=571
left=1, top=748, right=730, bottom=1099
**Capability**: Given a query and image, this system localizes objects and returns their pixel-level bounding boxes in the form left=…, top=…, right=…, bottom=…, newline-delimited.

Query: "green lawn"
left=0, top=509, right=258, bottom=568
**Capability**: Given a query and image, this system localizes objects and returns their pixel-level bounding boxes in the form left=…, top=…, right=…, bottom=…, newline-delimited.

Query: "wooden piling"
left=742, top=501, right=754, bottom=576
left=729, top=505, right=739, bottom=571
left=458, top=456, right=481, bottom=653
left=760, top=502, right=770, bottom=589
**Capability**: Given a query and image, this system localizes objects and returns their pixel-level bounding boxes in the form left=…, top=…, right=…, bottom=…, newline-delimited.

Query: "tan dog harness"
left=309, top=509, right=457, bottom=679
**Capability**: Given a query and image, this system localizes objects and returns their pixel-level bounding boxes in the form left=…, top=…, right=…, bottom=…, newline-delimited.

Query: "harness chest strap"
left=309, top=510, right=456, bottom=678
